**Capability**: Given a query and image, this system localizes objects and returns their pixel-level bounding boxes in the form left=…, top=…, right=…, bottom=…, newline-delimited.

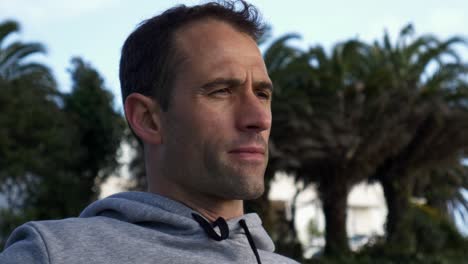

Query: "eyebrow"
left=200, top=77, right=274, bottom=91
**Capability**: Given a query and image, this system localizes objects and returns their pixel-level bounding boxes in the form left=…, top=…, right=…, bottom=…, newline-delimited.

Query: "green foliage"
left=0, top=25, right=125, bottom=245
left=305, top=252, right=468, bottom=264
left=305, top=205, right=468, bottom=263
left=26, top=57, right=126, bottom=218
left=63, top=57, right=125, bottom=187
left=0, top=20, right=54, bottom=86
left=265, top=24, right=468, bottom=256
left=0, top=75, right=75, bottom=247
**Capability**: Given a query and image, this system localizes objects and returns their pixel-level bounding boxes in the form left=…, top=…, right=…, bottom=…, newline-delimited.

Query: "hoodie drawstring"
left=239, top=219, right=262, bottom=264
left=192, top=213, right=229, bottom=241
left=191, top=214, right=262, bottom=264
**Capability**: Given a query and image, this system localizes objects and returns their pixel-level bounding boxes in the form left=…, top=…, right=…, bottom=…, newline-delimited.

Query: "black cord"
left=239, top=219, right=262, bottom=264
left=192, top=213, right=229, bottom=241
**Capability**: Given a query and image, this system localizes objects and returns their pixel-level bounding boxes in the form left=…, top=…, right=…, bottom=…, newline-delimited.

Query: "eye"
left=210, top=88, right=231, bottom=96
left=256, top=90, right=271, bottom=100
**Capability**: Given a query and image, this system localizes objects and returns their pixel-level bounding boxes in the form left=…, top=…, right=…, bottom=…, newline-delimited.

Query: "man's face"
left=159, top=19, right=272, bottom=201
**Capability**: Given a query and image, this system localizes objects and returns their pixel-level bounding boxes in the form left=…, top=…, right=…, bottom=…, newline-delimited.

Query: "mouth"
left=228, top=146, right=265, bottom=161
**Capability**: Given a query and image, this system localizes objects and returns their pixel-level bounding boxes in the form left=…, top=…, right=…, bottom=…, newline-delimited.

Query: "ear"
left=124, top=93, right=163, bottom=145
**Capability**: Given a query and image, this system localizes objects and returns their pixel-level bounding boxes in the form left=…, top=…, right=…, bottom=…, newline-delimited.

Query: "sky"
left=1, top=0, right=468, bottom=111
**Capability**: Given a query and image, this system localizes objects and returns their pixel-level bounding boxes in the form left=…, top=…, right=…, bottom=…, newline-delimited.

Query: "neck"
left=145, top=147, right=245, bottom=222
left=149, top=178, right=244, bottom=222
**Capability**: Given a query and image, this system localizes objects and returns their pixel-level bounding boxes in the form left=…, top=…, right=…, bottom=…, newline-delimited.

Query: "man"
left=0, top=1, right=299, bottom=263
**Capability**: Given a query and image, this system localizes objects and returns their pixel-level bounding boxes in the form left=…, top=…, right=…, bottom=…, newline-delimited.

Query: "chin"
left=229, top=181, right=265, bottom=200
left=210, top=159, right=267, bottom=200
left=242, top=190, right=264, bottom=200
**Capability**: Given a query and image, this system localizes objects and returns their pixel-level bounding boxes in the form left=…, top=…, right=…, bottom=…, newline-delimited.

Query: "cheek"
left=172, top=112, right=225, bottom=147
left=166, top=101, right=235, bottom=149
left=195, top=105, right=233, bottom=132
left=197, top=113, right=234, bottom=155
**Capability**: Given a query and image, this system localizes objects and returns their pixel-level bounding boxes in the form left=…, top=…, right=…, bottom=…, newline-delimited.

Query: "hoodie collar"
left=80, top=191, right=275, bottom=252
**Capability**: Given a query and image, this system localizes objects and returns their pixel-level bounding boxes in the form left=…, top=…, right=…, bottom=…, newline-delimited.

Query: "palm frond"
left=0, top=20, right=19, bottom=48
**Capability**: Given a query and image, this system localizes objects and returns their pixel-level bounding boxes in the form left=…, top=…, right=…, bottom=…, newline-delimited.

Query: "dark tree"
left=265, top=25, right=468, bottom=255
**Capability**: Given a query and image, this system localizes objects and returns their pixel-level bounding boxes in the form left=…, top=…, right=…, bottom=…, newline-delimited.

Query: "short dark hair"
left=119, top=0, right=265, bottom=111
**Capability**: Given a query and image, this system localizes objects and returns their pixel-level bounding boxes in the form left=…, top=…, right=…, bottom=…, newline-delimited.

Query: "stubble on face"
left=202, top=134, right=268, bottom=200
left=162, top=108, right=269, bottom=201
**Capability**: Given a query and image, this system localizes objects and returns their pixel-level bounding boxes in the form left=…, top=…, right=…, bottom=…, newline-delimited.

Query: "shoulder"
left=13, top=216, right=111, bottom=238
left=0, top=217, right=115, bottom=264
left=1, top=221, right=50, bottom=264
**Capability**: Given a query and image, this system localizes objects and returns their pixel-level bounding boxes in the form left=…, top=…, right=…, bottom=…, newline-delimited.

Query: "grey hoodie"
left=0, top=192, right=299, bottom=264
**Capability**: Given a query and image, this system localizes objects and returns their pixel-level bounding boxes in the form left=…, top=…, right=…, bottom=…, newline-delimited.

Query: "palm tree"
left=362, top=25, right=468, bottom=250
left=0, top=19, right=59, bottom=211
left=265, top=25, right=468, bottom=255
left=0, top=20, right=54, bottom=87
left=266, top=35, right=384, bottom=255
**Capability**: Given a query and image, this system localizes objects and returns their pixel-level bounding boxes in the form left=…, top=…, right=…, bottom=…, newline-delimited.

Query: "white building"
left=269, top=173, right=387, bottom=254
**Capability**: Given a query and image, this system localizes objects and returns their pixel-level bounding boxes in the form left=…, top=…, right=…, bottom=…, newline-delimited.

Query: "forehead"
left=173, top=19, right=267, bottom=79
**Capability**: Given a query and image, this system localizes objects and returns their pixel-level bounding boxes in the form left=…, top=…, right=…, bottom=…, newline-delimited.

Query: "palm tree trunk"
left=380, top=174, right=414, bottom=251
left=320, top=179, right=350, bottom=255
left=288, top=187, right=302, bottom=242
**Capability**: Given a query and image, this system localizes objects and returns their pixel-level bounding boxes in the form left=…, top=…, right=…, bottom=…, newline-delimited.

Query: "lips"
left=228, top=146, right=265, bottom=161
left=229, top=146, right=265, bottom=154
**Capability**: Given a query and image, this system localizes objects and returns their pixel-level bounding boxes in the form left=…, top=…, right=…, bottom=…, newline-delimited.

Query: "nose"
left=236, top=91, right=271, bottom=133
